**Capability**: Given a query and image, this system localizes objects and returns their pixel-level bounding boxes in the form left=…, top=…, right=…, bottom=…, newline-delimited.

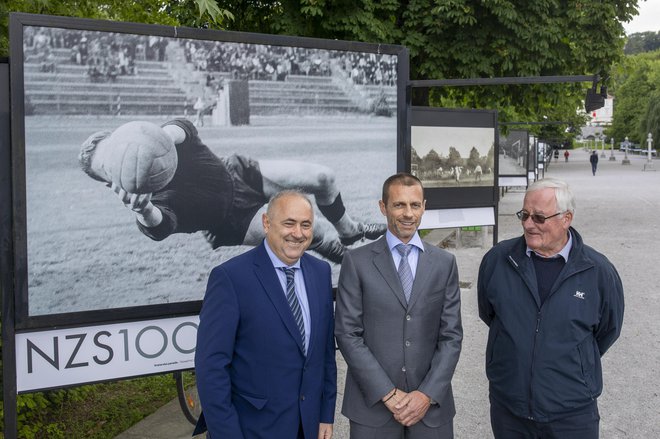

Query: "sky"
left=623, top=0, right=660, bottom=34
left=411, top=126, right=494, bottom=157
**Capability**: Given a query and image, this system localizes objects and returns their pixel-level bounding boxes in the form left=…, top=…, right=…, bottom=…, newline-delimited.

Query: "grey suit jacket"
left=335, top=236, right=463, bottom=428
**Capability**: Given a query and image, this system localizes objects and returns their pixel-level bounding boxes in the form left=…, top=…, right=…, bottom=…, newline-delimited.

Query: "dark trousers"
left=490, top=398, right=600, bottom=439
left=350, top=417, right=454, bottom=439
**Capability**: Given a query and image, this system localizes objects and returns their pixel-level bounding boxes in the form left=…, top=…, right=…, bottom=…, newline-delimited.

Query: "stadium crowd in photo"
left=22, top=26, right=398, bottom=118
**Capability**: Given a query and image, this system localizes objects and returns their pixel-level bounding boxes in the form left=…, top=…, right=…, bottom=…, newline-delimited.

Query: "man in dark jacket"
left=590, top=150, right=599, bottom=176
left=478, top=177, right=624, bottom=439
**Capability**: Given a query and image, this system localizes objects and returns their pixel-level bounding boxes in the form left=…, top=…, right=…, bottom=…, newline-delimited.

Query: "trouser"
left=489, top=397, right=599, bottom=439
left=349, top=417, right=454, bottom=439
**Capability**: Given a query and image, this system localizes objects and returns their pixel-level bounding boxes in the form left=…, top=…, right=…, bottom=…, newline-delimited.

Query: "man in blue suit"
left=194, top=190, right=337, bottom=438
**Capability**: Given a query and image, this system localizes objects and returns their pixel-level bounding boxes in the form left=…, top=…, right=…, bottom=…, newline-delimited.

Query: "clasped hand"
left=384, top=389, right=431, bottom=427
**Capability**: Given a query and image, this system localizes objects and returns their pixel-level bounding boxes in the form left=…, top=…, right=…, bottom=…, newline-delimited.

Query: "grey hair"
left=527, top=178, right=576, bottom=213
left=266, top=189, right=313, bottom=216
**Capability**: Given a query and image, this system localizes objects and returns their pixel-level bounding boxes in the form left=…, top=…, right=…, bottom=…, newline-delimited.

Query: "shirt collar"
left=526, top=230, right=573, bottom=262
left=264, top=239, right=302, bottom=269
left=385, top=230, right=425, bottom=253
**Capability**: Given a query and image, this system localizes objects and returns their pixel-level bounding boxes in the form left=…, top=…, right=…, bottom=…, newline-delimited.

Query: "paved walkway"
left=116, top=149, right=660, bottom=438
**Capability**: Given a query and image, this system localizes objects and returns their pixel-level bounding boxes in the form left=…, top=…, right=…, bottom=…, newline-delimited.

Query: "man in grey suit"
left=335, top=172, right=463, bottom=438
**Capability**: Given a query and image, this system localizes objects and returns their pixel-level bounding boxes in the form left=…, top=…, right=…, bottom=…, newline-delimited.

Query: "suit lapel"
left=253, top=244, right=306, bottom=355
left=301, top=255, right=319, bottom=361
left=372, top=237, right=408, bottom=308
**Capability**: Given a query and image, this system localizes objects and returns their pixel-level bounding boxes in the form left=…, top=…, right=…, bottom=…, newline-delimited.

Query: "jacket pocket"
left=577, top=338, right=596, bottom=397
left=486, top=327, right=500, bottom=366
left=235, top=391, right=268, bottom=410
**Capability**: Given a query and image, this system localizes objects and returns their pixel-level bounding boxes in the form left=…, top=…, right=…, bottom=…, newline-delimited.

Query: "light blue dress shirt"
left=525, top=229, right=573, bottom=262
left=385, top=230, right=425, bottom=279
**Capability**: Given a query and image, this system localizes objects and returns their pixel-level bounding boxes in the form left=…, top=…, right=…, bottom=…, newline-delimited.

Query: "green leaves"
left=609, top=50, right=660, bottom=144
left=194, top=0, right=234, bottom=24
left=300, top=0, right=327, bottom=17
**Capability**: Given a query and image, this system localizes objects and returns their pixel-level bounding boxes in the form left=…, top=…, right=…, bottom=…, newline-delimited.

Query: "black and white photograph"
left=411, top=125, right=495, bottom=188
left=13, top=17, right=404, bottom=321
left=498, top=129, right=528, bottom=176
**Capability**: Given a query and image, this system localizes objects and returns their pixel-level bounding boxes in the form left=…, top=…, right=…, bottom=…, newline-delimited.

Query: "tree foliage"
left=639, top=91, right=660, bottom=148
left=624, top=31, right=660, bottom=55
left=608, top=49, right=660, bottom=144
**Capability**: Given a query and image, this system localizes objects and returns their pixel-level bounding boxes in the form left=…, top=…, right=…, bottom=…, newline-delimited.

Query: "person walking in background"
left=194, top=190, right=337, bottom=438
left=564, top=150, right=570, bottom=162
left=590, top=150, right=599, bottom=176
left=335, top=172, right=463, bottom=439
left=478, top=178, right=624, bottom=439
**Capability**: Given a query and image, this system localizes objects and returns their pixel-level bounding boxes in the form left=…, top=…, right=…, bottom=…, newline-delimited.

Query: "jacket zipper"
left=528, top=310, right=541, bottom=420
left=509, top=254, right=540, bottom=420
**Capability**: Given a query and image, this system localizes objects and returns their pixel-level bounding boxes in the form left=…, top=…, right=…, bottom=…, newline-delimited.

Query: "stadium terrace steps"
left=23, top=50, right=394, bottom=117
left=248, top=77, right=359, bottom=114
left=24, top=50, right=188, bottom=115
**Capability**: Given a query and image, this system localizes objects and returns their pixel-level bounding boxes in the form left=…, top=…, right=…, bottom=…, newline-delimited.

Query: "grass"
left=10, top=373, right=179, bottom=439
left=69, top=375, right=177, bottom=437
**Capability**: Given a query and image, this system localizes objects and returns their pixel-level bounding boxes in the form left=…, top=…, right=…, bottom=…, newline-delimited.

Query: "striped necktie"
left=282, top=267, right=306, bottom=350
left=396, top=244, right=413, bottom=303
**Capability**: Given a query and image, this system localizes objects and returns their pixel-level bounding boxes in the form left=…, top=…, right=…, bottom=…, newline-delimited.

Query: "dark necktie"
left=282, top=267, right=306, bottom=350
left=396, top=244, right=413, bottom=303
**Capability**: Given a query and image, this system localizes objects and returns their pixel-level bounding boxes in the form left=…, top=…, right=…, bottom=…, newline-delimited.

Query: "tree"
left=485, top=145, right=495, bottom=171
left=411, top=146, right=422, bottom=167
left=446, top=146, right=463, bottom=168
left=608, top=50, right=660, bottom=144
left=467, top=146, right=481, bottom=169
left=639, top=91, right=660, bottom=148
left=421, top=148, right=442, bottom=173
left=625, top=31, right=660, bottom=55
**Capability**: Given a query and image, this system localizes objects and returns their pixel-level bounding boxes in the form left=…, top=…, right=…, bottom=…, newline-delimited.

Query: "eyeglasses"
left=516, top=210, right=564, bottom=224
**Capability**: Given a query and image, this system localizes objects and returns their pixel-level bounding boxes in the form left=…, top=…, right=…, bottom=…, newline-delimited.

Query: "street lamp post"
left=622, top=136, right=630, bottom=165
left=643, top=133, right=655, bottom=171
left=609, top=137, right=616, bottom=161
left=600, top=135, right=606, bottom=158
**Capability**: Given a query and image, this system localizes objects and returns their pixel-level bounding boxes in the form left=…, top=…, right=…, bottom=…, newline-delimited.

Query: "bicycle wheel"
left=175, top=370, right=202, bottom=425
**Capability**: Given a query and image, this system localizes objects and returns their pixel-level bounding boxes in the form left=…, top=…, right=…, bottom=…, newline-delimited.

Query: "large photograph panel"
left=498, top=129, right=528, bottom=176
left=409, top=107, right=499, bottom=210
left=412, top=125, right=495, bottom=188
left=12, top=15, right=405, bottom=324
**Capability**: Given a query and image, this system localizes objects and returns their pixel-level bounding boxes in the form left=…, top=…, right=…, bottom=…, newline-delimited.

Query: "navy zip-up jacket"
left=477, top=227, right=624, bottom=422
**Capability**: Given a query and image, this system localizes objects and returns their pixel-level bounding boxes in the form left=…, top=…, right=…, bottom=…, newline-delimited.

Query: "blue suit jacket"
left=194, top=243, right=337, bottom=438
